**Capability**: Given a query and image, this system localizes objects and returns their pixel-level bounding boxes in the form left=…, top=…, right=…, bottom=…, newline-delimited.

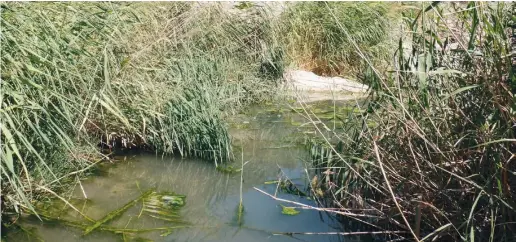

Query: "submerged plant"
left=142, top=191, right=186, bottom=223
left=216, top=165, right=242, bottom=174
left=83, top=189, right=155, bottom=235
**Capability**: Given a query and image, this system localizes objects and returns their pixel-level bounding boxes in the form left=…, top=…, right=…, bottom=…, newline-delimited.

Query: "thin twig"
left=48, top=158, right=104, bottom=185
left=254, top=187, right=380, bottom=218
left=373, top=141, right=420, bottom=242
left=272, top=231, right=407, bottom=236
left=77, top=175, right=88, bottom=199
left=36, top=185, right=94, bottom=223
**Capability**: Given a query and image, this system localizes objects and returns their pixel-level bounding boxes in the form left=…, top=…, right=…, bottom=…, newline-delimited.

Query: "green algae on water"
left=216, top=165, right=242, bottom=174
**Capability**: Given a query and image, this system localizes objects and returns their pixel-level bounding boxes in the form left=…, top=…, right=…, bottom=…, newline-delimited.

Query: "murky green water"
left=6, top=103, right=366, bottom=242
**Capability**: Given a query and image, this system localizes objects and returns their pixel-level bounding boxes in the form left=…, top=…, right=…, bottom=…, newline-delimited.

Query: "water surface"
left=7, top=104, right=365, bottom=242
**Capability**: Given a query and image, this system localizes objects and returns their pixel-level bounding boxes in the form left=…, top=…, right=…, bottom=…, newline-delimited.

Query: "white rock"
left=284, top=70, right=368, bottom=93
left=282, top=70, right=369, bottom=102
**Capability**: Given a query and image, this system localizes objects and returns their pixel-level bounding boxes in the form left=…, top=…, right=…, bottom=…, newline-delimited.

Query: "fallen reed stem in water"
left=254, top=187, right=410, bottom=240
left=24, top=208, right=196, bottom=235
left=253, top=187, right=378, bottom=218
left=99, top=225, right=192, bottom=233
left=272, top=231, right=407, bottom=236
left=240, top=224, right=406, bottom=237
left=83, top=189, right=154, bottom=235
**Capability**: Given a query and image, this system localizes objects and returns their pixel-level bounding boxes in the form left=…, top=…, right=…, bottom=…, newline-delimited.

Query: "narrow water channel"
left=6, top=103, right=364, bottom=242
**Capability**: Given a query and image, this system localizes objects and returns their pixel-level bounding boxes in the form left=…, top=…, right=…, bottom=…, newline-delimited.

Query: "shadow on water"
left=5, top=102, right=373, bottom=242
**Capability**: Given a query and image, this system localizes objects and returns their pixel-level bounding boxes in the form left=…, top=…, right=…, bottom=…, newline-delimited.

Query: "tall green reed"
left=1, top=2, right=282, bottom=214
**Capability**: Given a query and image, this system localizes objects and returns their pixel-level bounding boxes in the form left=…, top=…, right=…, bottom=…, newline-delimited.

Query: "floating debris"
left=216, top=165, right=242, bottom=174
left=264, top=179, right=307, bottom=197
left=83, top=189, right=154, bottom=235
left=280, top=204, right=300, bottom=216
left=143, top=191, right=187, bottom=223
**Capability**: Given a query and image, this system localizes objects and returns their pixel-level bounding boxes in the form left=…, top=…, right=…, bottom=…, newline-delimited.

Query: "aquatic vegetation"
left=229, top=121, right=253, bottom=130
left=142, top=191, right=186, bottom=223
left=215, top=165, right=242, bottom=174
left=234, top=203, right=245, bottom=226
left=121, top=235, right=153, bottom=242
left=33, top=197, right=94, bottom=219
left=83, top=189, right=154, bottom=235
left=23, top=207, right=189, bottom=236
left=17, top=188, right=189, bottom=238
left=7, top=224, right=44, bottom=242
left=279, top=180, right=307, bottom=197
left=236, top=149, right=246, bottom=226
left=280, top=204, right=300, bottom=216
left=98, top=225, right=190, bottom=235
left=264, top=179, right=307, bottom=197
left=161, top=195, right=185, bottom=208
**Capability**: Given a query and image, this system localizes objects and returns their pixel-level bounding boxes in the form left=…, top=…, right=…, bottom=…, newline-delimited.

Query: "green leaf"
left=428, top=69, right=464, bottom=76
left=280, top=204, right=300, bottom=216
left=467, top=192, right=483, bottom=226
left=103, top=47, right=110, bottom=89
left=441, top=85, right=479, bottom=101
left=2, top=146, right=15, bottom=174
left=98, top=96, right=131, bottom=128
left=417, top=54, right=427, bottom=86
left=420, top=223, right=452, bottom=241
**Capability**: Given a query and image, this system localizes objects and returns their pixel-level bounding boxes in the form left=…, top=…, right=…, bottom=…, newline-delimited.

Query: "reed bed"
left=1, top=2, right=281, bottom=214
left=305, top=2, right=515, bottom=241
left=279, top=2, right=398, bottom=77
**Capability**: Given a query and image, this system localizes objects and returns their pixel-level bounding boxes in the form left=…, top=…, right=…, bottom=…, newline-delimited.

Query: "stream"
left=5, top=101, right=367, bottom=242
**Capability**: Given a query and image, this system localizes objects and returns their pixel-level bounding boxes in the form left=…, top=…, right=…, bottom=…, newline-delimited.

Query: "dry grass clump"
left=279, top=2, right=399, bottom=77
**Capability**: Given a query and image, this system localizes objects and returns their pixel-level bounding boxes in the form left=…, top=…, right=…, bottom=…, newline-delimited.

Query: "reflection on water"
left=6, top=104, right=365, bottom=242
